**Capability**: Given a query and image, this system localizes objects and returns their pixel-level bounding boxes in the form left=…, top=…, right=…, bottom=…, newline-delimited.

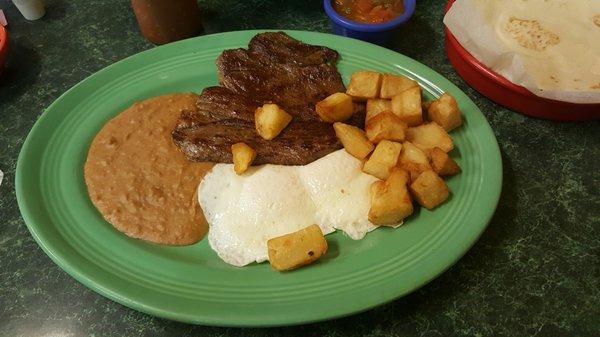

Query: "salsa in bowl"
left=324, top=0, right=415, bottom=45
left=333, top=0, right=406, bottom=24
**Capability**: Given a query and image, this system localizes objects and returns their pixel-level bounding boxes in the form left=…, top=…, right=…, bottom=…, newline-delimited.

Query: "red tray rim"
left=444, top=0, right=600, bottom=109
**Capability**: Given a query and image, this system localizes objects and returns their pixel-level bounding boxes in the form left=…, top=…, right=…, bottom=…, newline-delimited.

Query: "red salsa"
left=333, top=0, right=405, bottom=24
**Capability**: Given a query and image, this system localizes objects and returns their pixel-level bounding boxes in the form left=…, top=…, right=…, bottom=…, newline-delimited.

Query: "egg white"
left=198, top=150, right=379, bottom=267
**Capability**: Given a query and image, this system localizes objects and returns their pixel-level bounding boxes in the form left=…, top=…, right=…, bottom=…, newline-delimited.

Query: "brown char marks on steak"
left=172, top=32, right=364, bottom=165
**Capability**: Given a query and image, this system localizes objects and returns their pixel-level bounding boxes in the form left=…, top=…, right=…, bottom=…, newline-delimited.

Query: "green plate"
left=16, top=30, right=502, bottom=326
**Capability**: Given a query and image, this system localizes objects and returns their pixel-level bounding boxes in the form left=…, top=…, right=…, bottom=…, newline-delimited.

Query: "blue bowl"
left=323, top=0, right=416, bottom=45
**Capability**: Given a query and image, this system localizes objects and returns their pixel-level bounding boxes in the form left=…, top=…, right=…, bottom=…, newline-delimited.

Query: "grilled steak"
left=172, top=32, right=363, bottom=165
left=173, top=87, right=364, bottom=165
left=217, top=32, right=346, bottom=108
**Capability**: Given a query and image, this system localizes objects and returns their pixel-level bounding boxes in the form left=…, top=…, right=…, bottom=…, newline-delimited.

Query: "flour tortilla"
left=444, top=0, right=600, bottom=104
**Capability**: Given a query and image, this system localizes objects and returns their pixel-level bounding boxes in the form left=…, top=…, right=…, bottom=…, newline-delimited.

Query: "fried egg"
left=198, top=150, right=379, bottom=267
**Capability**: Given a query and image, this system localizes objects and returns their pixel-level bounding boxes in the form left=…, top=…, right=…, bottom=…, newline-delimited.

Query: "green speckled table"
left=0, top=0, right=598, bottom=336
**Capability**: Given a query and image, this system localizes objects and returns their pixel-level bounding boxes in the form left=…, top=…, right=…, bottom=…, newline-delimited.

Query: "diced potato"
left=407, top=170, right=422, bottom=182
left=365, top=111, right=408, bottom=144
left=333, top=122, right=374, bottom=159
left=398, top=141, right=432, bottom=178
left=362, top=140, right=403, bottom=180
left=430, top=147, right=461, bottom=176
left=316, top=92, right=354, bottom=122
left=380, top=73, right=419, bottom=99
left=346, top=71, right=382, bottom=101
left=231, top=142, right=256, bottom=175
left=406, top=122, right=454, bottom=153
left=255, top=103, right=293, bottom=140
left=428, top=93, right=463, bottom=131
left=409, top=170, right=450, bottom=209
left=368, top=168, right=414, bottom=226
left=267, top=224, right=328, bottom=271
left=366, top=99, right=392, bottom=122
left=391, top=86, right=423, bottom=126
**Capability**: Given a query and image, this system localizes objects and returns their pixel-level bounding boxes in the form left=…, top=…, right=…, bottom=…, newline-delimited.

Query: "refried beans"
left=84, top=93, right=213, bottom=245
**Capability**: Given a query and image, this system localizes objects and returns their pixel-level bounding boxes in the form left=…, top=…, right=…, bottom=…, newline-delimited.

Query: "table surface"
left=1, top=0, right=598, bottom=336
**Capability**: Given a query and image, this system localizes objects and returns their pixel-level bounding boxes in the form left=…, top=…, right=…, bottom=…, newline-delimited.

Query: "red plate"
left=0, top=26, right=7, bottom=75
left=444, top=0, right=600, bottom=121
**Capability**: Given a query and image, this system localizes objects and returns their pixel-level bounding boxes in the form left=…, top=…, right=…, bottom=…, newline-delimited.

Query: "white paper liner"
left=444, top=0, right=600, bottom=104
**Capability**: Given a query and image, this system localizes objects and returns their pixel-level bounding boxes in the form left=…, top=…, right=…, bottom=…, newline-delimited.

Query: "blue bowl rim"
left=323, top=0, right=416, bottom=32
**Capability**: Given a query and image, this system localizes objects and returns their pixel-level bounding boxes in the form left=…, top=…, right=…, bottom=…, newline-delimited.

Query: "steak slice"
left=172, top=86, right=365, bottom=165
left=216, top=32, right=346, bottom=109
left=173, top=32, right=362, bottom=166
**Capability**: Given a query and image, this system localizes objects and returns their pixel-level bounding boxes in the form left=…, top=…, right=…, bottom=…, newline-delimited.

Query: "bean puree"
left=84, top=93, right=213, bottom=245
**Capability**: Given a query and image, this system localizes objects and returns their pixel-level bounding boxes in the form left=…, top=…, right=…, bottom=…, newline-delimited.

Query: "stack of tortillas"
left=444, top=0, right=600, bottom=104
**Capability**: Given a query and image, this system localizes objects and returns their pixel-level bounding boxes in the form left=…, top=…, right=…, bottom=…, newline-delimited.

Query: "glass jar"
left=131, top=0, right=202, bottom=45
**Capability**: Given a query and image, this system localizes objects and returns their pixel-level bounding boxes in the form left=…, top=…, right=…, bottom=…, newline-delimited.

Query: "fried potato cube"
left=316, top=92, right=354, bottom=122
left=398, top=141, right=432, bottom=181
left=366, top=98, right=392, bottom=121
left=406, top=122, right=454, bottom=153
left=368, top=168, right=414, bottom=226
left=428, top=93, right=463, bottom=131
left=346, top=71, right=382, bottom=101
left=255, top=103, right=293, bottom=140
left=267, top=224, right=328, bottom=271
left=380, top=73, right=419, bottom=99
left=409, top=170, right=450, bottom=209
left=231, top=142, right=256, bottom=175
left=408, top=170, right=422, bottom=182
left=391, top=86, right=423, bottom=126
left=362, top=140, right=403, bottom=180
left=430, top=147, right=461, bottom=176
left=333, top=122, right=374, bottom=159
left=365, top=111, right=408, bottom=144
